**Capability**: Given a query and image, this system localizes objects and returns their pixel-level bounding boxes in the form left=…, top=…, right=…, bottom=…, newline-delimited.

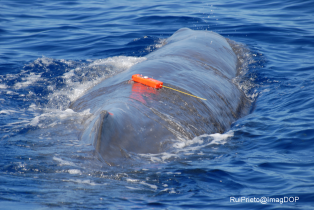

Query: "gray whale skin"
left=70, top=28, right=250, bottom=164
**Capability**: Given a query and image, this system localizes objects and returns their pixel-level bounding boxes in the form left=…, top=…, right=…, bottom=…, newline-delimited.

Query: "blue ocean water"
left=1, top=0, right=314, bottom=209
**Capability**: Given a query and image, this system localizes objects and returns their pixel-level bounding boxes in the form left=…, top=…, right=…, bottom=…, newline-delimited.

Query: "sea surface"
left=1, top=0, right=314, bottom=209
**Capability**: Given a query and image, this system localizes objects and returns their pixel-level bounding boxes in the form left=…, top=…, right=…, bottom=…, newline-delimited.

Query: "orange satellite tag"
left=131, top=74, right=163, bottom=89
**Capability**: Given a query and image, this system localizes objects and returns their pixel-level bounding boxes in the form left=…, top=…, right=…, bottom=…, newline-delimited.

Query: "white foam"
left=174, top=131, right=234, bottom=150
left=169, top=188, right=176, bottom=194
left=150, top=156, right=161, bottom=162
left=126, top=178, right=139, bottom=183
left=29, top=103, right=37, bottom=110
left=30, top=116, right=40, bottom=126
left=62, top=69, right=75, bottom=79
left=6, top=90, right=18, bottom=95
left=208, top=131, right=234, bottom=143
left=60, top=59, right=75, bottom=66
left=173, top=137, right=204, bottom=148
left=125, top=186, right=141, bottom=190
left=53, top=156, right=76, bottom=166
left=35, top=57, right=54, bottom=66
left=126, top=179, right=157, bottom=190
left=161, top=153, right=178, bottom=161
left=138, top=131, right=234, bottom=163
left=48, top=56, right=146, bottom=104
left=5, top=120, right=31, bottom=126
left=88, top=56, right=146, bottom=69
left=166, top=172, right=181, bottom=175
left=48, top=122, right=58, bottom=127
left=14, top=73, right=42, bottom=89
left=64, top=179, right=102, bottom=186
left=59, top=109, right=75, bottom=118
left=160, top=188, right=176, bottom=194
left=140, top=181, right=157, bottom=190
left=30, top=108, right=91, bottom=128
left=0, top=84, right=7, bottom=89
left=144, top=38, right=167, bottom=52
left=0, top=109, right=19, bottom=115
left=68, top=169, right=82, bottom=175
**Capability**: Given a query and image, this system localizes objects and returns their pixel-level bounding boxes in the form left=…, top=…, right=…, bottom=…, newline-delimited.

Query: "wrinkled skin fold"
left=70, top=28, right=250, bottom=163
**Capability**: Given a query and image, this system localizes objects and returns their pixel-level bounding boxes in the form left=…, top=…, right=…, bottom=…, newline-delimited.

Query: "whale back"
left=70, top=28, right=250, bottom=161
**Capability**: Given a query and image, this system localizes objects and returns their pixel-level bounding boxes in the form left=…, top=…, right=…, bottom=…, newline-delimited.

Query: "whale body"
left=70, top=28, right=250, bottom=164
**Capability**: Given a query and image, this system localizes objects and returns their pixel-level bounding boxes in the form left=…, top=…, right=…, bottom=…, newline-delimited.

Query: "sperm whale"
left=70, top=28, right=250, bottom=164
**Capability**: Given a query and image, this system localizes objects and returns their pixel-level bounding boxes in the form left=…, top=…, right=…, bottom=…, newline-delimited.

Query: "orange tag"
left=131, top=74, right=163, bottom=89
